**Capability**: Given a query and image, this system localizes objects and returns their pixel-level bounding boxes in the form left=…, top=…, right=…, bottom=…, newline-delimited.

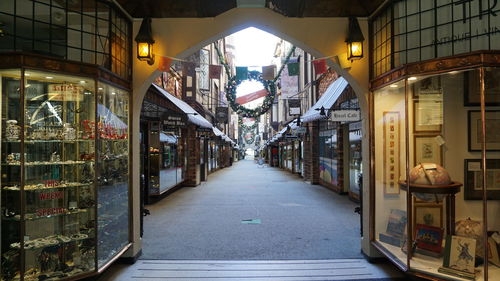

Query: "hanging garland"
left=225, top=71, right=276, bottom=118
left=214, top=43, right=297, bottom=118
left=238, top=117, right=258, bottom=132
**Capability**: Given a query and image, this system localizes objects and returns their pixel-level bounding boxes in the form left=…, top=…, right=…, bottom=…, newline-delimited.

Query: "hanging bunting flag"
left=183, top=62, right=196, bottom=76
left=313, top=59, right=327, bottom=75
left=236, top=66, right=249, bottom=81
left=287, top=61, right=299, bottom=76
left=209, top=65, right=222, bottom=79
left=262, top=65, right=276, bottom=80
left=158, top=56, right=173, bottom=72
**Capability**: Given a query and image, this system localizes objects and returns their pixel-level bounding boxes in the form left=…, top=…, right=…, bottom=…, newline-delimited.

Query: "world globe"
left=408, top=163, right=451, bottom=202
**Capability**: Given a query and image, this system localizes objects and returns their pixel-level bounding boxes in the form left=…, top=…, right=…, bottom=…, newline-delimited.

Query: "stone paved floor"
left=142, top=159, right=362, bottom=260
left=96, top=159, right=405, bottom=280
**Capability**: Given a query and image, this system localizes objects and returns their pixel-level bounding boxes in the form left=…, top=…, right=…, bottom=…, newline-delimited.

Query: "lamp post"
left=135, top=17, right=155, bottom=65
left=345, top=17, right=365, bottom=62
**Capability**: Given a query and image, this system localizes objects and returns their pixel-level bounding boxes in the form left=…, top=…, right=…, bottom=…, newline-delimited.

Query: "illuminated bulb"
left=111, top=92, right=116, bottom=95
left=46, top=76, right=53, bottom=79
left=80, top=80, right=86, bottom=84
left=408, top=77, right=417, bottom=81
left=25, top=73, right=31, bottom=76
left=390, top=84, right=398, bottom=88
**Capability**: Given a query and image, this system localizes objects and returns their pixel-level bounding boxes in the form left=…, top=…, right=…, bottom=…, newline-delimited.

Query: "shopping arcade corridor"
left=97, top=160, right=404, bottom=280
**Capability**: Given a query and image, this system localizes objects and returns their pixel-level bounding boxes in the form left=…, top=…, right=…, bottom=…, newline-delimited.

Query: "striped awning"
left=301, top=77, right=348, bottom=123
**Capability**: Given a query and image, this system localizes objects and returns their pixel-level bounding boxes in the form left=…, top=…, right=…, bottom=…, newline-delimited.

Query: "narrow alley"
left=97, top=160, right=403, bottom=280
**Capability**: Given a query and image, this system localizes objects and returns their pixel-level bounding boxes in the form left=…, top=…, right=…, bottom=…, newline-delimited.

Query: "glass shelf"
left=3, top=182, right=93, bottom=191
left=3, top=208, right=92, bottom=222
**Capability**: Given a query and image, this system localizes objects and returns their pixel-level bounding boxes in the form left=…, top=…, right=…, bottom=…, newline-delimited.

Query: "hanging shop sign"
left=216, top=107, right=229, bottom=123
left=349, top=121, right=362, bottom=131
left=295, top=127, right=307, bottom=134
left=330, top=110, right=360, bottom=122
left=288, top=99, right=301, bottom=115
left=163, top=112, right=187, bottom=130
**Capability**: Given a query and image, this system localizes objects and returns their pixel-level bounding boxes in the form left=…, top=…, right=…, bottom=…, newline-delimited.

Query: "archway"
left=127, top=8, right=375, bottom=259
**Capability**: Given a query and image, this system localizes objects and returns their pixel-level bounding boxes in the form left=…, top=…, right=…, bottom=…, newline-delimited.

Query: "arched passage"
left=127, top=8, right=375, bottom=259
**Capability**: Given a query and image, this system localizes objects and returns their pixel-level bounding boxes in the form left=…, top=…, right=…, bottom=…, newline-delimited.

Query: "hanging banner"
left=235, top=89, right=268, bottom=104
left=236, top=66, right=248, bottom=81
left=158, top=56, right=173, bottom=72
left=262, top=65, right=276, bottom=80
left=280, top=57, right=299, bottom=99
left=313, top=59, right=327, bottom=75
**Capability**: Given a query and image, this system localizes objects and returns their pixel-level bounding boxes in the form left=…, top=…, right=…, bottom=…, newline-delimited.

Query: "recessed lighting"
left=450, top=71, right=459, bottom=75
left=408, top=77, right=417, bottom=81
left=111, top=92, right=116, bottom=95
left=80, top=80, right=86, bottom=84
left=98, top=87, right=103, bottom=90
left=46, top=76, right=53, bottom=79
left=84, top=91, right=92, bottom=95
left=390, top=84, right=398, bottom=88
left=25, top=73, right=31, bottom=76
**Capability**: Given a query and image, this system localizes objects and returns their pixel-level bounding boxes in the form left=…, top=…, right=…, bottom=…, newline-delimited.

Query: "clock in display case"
left=0, top=69, right=130, bottom=281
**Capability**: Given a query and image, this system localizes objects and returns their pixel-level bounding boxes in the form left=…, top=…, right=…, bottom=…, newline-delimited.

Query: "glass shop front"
left=0, top=69, right=130, bottom=280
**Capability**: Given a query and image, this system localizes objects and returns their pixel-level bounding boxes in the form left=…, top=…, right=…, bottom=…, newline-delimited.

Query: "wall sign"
left=330, top=110, right=360, bottom=122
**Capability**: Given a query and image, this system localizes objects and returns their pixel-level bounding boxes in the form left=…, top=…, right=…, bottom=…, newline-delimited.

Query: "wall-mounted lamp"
left=135, top=17, right=155, bottom=65
left=345, top=17, right=365, bottom=62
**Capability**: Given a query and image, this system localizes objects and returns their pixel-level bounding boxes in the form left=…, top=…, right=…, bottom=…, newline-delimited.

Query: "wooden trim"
left=0, top=53, right=131, bottom=90
left=370, top=50, right=500, bottom=91
left=371, top=241, right=408, bottom=272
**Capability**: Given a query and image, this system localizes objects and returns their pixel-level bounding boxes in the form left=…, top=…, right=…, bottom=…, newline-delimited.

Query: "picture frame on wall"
left=464, top=68, right=500, bottom=106
left=413, top=100, right=442, bottom=133
left=464, top=159, right=500, bottom=200
left=414, top=135, right=442, bottom=166
left=413, top=200, right=443, bottom=229
left=383, top=111, right=400, bottom=195
left=412, top=76, right=443, bottom=99
left=468, top=110, right=500, bottom=151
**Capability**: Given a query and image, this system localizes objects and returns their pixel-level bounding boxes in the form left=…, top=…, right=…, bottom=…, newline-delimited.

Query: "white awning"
left=212, top=127, right=224, bottom=136
left=160, top=133, right=178, bottom=144
left=152, top=84, right=212, bottom=129
left=301, top=77, right=348, bottom=123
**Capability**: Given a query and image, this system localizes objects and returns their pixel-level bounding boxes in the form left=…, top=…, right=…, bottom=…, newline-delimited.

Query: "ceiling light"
left=390, top=84, right=398, bottom=88
left=25, top=73, right=31, bottom=76
left=408, top=77, right=417, bottom=81
left=111, top=92, right=116, bottom=95
left=46, top=76, right=53, bottom=79
left=80, top=80, right=86, bottom=84
left=98, top=87, right=103, bottom=90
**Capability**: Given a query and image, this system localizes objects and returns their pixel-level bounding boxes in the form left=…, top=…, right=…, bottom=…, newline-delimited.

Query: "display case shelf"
left=3, top=208, right=91, bottom=222
left=10, top=233, right=92, bottom=251
left=2, top=161, right=91, bottom=166
left=3, top=182, right=93, bottom=191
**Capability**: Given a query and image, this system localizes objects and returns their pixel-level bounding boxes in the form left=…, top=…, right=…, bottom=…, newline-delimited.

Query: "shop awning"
left=212, top=127, right=224, bottom=137
left=160, top=133, right=178, bottom=144
left=152, top=84, right=212, bottom=129
left=301, top=77, right=348, bottom=123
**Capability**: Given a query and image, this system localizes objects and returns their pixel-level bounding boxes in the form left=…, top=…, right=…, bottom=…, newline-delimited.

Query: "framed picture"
left=464, top=68, right=500, bottom=106
left=383, top=111, right=401, bottom=194
left=414, top=135, right=442, bottom=166
left=412, top=76, right=443, bottom=99
left=415, top=224, right=444, bottom=254
left=464, top=159, right=500, bottom=200
left=468, top=110, right=500, bottom=151
left=413, top=201, right=443, bottom=229
left=442, top=235, right=476, bottom=275
left=386, top=209, right=407, bottom=238
left=413, top=100, right=442, bottom=132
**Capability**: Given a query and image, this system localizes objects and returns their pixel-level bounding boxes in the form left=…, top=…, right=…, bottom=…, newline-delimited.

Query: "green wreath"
left=225, top=70, right=276, bottom=118
left=239, top=117, right=258, bottom=132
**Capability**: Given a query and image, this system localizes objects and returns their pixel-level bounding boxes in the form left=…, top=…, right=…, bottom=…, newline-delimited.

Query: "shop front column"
left=185, top=124, right=201, bottom=186
left=303, top=122, right=319, bottom=184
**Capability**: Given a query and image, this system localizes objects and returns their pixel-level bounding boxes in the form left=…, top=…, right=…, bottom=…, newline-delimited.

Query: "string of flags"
left=155, top=52, right=330, bottom=80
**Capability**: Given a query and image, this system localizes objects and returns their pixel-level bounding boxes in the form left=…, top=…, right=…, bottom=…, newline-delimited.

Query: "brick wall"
left=184, top=124, right=200, bottom=186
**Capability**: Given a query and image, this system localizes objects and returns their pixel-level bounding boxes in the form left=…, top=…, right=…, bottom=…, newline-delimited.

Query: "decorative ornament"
left=225, top=70, right=276, bottom=118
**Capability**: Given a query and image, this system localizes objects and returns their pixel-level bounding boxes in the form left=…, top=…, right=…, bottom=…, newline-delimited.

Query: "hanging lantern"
left=345, top=17, right=365, bottom=61
left=135, top=17, right=155, bottom=65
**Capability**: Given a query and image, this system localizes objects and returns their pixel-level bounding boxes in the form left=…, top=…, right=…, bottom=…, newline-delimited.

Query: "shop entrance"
left=129, top=9, right=373, bottom=262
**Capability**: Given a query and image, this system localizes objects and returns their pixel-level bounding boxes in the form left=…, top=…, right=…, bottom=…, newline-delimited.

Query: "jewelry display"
left=5, top=120, right=21, bottom=140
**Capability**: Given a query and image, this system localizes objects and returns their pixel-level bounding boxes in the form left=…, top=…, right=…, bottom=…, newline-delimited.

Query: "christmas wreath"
left=225, top=70, right=276, bottom=118
left=239, top=117, right=258, bottom=132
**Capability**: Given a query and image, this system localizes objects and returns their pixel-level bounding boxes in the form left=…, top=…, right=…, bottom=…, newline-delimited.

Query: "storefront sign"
left=288, top=99, right=301, bottom=115
left=330, top=110, right=360, bottom=122
left=295, top=127, right=307, bottom=134
left=48, top=84, right=83, bottom=101
left=163, top=112, right=187, bottom=130
left=216, top=107, right=229, bottom=123
left=349, top=121, right=362, bottom=131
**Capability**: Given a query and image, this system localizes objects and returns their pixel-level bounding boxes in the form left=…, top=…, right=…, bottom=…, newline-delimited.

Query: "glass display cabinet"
left=0, top=69, right=130, bottom=281
left=371, top=65, right=500, bottom=281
